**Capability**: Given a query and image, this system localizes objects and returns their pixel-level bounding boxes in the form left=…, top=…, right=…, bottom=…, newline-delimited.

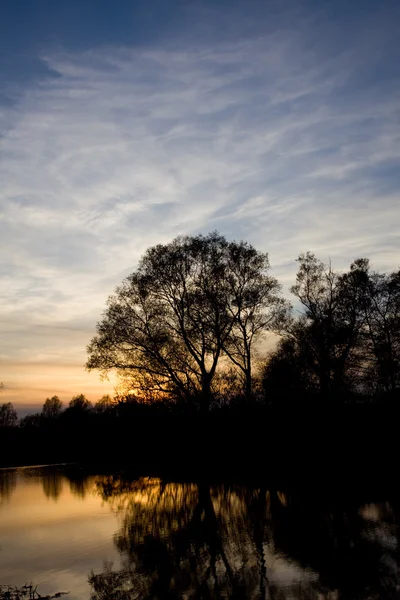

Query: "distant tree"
left=87, top=232, right=284, bottom=410
left=0, top=402, right=18, bottom=427
left=42, top=395, right=63, bottom=419
left=94, top=394, right=115, bottom=414
left=19, top=413, right=42, bottom=429
left=69, top=394, right=92, bottom=411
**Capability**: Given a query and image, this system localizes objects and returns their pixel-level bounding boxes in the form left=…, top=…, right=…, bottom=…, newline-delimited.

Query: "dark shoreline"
left=2, top=404, right=399, bottom=487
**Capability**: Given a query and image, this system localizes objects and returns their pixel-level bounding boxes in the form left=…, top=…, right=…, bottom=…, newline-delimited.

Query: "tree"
left=42, top=395, right=63, bottom=419
left=362, top=267, right=400, bottom=394
left=262, top=336, right=319, bottom=403
left=19, top=413, right=42, bottom=429
left=87, top=233, right=284, bottom=410
left=220, top=240, right=287, bottom=399
left=94, top=394, right=115, bottom=414
left=264, top=255, right=399, bottom=401
left=287, top=253, right=368, bottom=398
left=0, top=402, right=18, bottom=428
left=69, top=394, right=91, bottom=411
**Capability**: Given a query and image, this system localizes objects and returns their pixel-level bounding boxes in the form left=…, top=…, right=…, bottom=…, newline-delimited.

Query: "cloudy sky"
left=1, top=0, right=399, bottom=412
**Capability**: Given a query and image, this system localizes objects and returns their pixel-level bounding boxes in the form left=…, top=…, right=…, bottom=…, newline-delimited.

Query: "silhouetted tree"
left=42, top=395, right=63, bottom=419
left=286, top=253, right=368, bottom=398
left=0, top=402, right=18, bottom=427
left=87, top=232, right=284, bottom=410
left=263, top=336, right=319, bottom=403
left=220, top=241, right=286, bottom=399
left=263, top=254, right=400, bottom=401
left=19, top=412, right=42, bottom=429
left=361, top=265, right=400, bottom=394
left=68, top=393, right=92, bottom=411
left=94, top=394, right=115, bottom=414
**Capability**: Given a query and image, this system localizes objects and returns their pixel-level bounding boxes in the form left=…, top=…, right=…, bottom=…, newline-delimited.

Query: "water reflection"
left=1, top=468, right=399, bottom=599
left=68, top=472, right=94, bottom=500
left=42, top=471, right=64, bottom=501
left=0, top=470, right=16, bottom=505
left=91, top=477, right=400, bottom=600
left=0, top=467, right=120, bottom=600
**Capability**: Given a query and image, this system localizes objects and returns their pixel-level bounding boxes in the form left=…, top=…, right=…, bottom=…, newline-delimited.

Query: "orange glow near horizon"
left=1, top=336, right=279, bottom=412
left=1, top=361, right=116, bottom=410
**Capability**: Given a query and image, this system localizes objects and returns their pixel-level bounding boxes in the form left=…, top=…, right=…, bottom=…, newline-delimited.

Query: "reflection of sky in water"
left=0, top=468, right=120, bottom=600
left=0, top=468, right=399, bottom=599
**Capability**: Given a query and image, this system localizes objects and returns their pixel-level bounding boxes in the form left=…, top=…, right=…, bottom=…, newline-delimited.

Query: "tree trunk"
left=200, top=374, right=212, bottom=413
left=245, top=367, right=252, bottom=400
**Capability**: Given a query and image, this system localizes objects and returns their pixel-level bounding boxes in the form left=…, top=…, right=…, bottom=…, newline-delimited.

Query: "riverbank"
left=1, top=404, right=399, bottom=484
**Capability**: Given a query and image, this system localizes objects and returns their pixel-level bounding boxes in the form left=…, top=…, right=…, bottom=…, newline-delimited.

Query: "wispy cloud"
left=1, top=3, right=399, bottom=402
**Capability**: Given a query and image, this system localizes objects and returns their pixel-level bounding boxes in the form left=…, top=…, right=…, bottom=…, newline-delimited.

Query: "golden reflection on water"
left=0, top=468, right=120, bottom=600
left=96, top=479, right=316, bottom=598
left=92, top=477, right=400, bottom=600
left=1, top=469, right=399, bottom=600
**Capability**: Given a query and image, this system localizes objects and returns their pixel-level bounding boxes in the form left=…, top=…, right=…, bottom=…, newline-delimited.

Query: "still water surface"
left=0, top=466, right=399, bottom=599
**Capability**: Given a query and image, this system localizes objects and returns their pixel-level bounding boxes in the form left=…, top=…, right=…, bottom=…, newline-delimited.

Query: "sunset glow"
left=1, top=0, right=399, bottom=411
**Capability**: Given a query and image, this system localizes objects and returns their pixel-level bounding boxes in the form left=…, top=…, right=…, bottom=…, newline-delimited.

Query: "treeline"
left=0, top=234, right=399, bottom=470
left=87, top=233, right=399, bottom=405
left=2, top=391, right=400, bottom=475
left=0, top=394, right=113, bottom=429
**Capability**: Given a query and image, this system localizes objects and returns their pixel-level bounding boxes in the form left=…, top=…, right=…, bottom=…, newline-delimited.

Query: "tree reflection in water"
left=42, top=471, right=64, bottom=501
left=89, top=477, right=400, bottom=599
left=0, top=470, right=17, bottom=506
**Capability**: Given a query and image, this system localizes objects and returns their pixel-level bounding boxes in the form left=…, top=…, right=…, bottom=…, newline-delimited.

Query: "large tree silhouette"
left=87, top=232, right=283, bottom=409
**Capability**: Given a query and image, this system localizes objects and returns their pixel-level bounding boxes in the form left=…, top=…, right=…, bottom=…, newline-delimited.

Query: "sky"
left=1, top=0, right=399, bottom=413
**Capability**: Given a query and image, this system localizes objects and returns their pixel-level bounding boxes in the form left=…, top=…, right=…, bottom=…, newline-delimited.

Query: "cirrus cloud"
left=0, top=2, right=399, bottom=406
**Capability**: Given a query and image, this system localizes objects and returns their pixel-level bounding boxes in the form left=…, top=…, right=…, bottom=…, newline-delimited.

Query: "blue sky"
left=1, top=0, right=399, bottom=409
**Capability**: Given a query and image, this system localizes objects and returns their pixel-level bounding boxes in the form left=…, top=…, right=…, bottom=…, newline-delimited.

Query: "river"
left=0, top=465, right=399, bottom=599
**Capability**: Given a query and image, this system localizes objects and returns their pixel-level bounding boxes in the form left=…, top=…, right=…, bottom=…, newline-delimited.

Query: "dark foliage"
left=86, top=232, right=284, bottom=409
left=263, top=254, right=400, bottom=404
left=1, top=393, right=400, bottom=481
left=0, top=584, right=68, bottom=599
left=0, top=402, right=18, bottom=428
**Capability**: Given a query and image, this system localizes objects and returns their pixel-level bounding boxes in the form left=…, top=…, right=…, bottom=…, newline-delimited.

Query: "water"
left=1, top=466, right=399, bottom=599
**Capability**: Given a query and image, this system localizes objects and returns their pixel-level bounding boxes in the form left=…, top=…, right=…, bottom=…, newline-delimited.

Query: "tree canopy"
left=69, top=394, right=92, bottom=411
left=42, top=395, right=63, bottom=419
left=264, top=254, right=400, bottom=401
left=87, top=232, right=284, bottom=409
left=0, top=402, right=18, bottom=428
